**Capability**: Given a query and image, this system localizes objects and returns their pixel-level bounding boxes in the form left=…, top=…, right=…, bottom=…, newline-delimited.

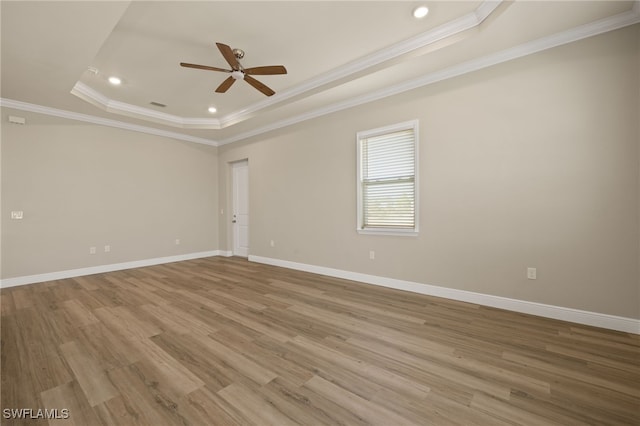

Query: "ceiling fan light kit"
left=180, top=42, right=287, bottom=97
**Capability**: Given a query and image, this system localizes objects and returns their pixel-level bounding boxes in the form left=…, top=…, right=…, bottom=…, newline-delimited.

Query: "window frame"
left=356, top=120, right=419, bottom=236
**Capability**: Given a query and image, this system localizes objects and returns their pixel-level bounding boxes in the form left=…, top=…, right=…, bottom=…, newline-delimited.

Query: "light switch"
left=11, top=211, right=24, bottom=220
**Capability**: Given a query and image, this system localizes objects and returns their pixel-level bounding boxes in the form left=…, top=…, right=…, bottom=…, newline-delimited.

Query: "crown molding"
left=0, top=98, right=219, bottom=147
left=71, top=82, right=223, bottom=129
left=70, top=0, right=504, bottom=130
left=3, top=3, right=638, bottom=148
left=475, top=0, right=502, bottom=21
left=220, top=6, right=640, bottom=145
left=219, top=0, right=503, bottom=128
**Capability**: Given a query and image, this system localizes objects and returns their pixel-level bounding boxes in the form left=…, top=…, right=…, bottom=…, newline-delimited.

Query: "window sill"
left=357, top=229, right=418, bottom=237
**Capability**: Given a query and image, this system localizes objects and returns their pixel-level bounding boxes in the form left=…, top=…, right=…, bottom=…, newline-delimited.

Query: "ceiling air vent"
left=149, top=101, right=166, bottom=108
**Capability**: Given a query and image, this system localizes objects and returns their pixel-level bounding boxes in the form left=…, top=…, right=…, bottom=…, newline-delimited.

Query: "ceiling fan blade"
left=216, top=42, right=240, bottom=70
left=244, top=65, right=287, bottom=75
left=180, top=62, right=230, bottom=73
left=215, top=76, right=236, bottom=93
left=244, top=75, right=276, bottom=97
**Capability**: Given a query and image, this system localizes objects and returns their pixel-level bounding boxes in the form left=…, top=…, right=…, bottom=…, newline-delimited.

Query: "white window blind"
left=357, top=121, right=418, bottom=234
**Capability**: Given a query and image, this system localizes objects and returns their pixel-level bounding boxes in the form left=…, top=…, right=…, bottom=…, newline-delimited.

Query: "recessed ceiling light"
left=413, top=5, right=429, bottom=19
left=208, top=106, right=217, bottom=113
left=108, top=76, right=122, bottom=85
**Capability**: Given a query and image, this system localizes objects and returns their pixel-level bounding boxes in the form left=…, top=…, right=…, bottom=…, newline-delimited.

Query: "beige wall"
left=218, top=25, right=640, bottom=319
left=1, top=25, right=637, bottom=319
left=1, top=115, right=219, bottom=278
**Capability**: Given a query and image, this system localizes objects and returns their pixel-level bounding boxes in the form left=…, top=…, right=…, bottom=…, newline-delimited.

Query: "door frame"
left=231, top=160, right=249, bottom=257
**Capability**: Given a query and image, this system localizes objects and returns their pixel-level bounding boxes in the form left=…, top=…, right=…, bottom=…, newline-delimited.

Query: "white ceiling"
left=1, top=1, right=638, bottom=146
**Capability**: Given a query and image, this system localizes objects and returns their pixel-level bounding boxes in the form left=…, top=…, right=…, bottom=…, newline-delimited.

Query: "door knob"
left=232, top=220, right=237, bottom=223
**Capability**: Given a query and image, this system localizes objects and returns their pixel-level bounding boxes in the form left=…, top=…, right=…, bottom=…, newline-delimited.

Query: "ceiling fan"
left=180, top=42, right=287, bottom=97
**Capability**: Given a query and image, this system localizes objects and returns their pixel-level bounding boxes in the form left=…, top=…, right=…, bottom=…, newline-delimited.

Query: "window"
left=357, top=120, right=418, bottom=235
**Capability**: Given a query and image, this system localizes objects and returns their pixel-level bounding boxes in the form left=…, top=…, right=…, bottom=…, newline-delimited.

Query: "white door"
left=232, top=160, right=249, bottom=257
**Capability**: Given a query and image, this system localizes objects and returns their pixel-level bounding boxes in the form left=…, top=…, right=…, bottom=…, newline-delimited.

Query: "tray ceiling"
left=1, top=1, right=638, bottom=146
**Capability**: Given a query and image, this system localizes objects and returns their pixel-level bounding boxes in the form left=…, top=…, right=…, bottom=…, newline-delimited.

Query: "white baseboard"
left=0, top=250, right=223, bottom=288
left=4, top=251, right=637, bottom=334
left=249, top=255, right=640, bottom=335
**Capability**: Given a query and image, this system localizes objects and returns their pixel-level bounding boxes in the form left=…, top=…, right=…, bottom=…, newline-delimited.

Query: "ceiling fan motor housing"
left=232, top=48, right=245, bottom=60
left=180, top=42, right=285, bottom=96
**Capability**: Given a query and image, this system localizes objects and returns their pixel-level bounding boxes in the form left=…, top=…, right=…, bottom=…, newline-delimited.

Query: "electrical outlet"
left=104, top=245, right=111, bottom=253
left=527, top=267, right=537, bottom=280
left=175, top=239, right=180, bottom=245
left=11, top=211, right=23, bottom=220
left=369, top=250, right=375, bottom=260
left=89, top=247, right=96, bottom=255
left=270, top=240, right=275, bottom=247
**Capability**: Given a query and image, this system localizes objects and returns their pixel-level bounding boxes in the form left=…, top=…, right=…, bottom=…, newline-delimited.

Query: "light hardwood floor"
left=1, top=256, right=639, bottom=425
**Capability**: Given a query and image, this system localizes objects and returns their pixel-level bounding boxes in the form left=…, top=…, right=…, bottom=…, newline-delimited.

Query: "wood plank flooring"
left=1, top=256, right=639, bottom=425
